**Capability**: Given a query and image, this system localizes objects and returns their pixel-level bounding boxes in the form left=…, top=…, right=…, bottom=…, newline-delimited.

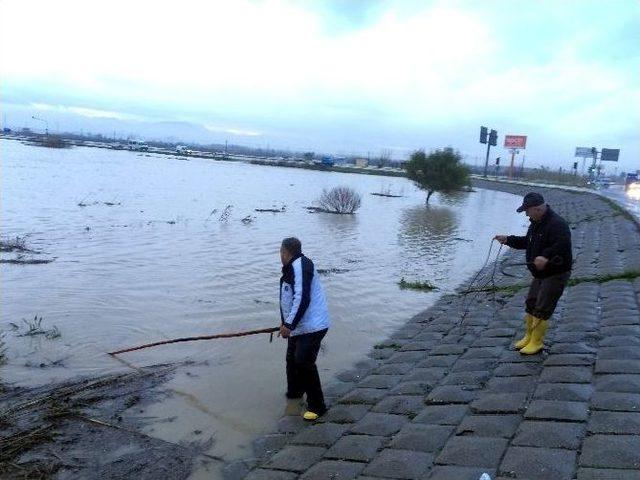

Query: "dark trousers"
left=525, top=272, right=571, bottom=320
left=286, top=328, right=328, bottom=414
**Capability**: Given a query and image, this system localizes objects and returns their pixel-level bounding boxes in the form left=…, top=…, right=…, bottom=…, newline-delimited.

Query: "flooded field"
left=1, top=139, right=525, bottom=477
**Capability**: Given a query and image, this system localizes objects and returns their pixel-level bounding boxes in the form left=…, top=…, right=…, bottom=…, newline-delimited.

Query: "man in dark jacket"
left=495, top=192, right=572, bottom=354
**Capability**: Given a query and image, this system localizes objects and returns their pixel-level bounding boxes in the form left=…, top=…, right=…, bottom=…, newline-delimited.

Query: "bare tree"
left=378, top=149, right=392, bottom=168
left=316, top=186, right=362, bottom=214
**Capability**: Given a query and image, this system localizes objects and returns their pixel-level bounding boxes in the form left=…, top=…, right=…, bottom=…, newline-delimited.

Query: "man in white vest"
left=279, top=237, right=331, bottom=421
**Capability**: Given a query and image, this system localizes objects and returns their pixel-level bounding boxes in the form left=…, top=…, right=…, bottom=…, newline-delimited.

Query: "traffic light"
left=480, top=126, right=488, bottom=144
left=573, top=161, right=578, bottom=170
left=489, top=129, right=498, bottom=146
left=481, top=125, right=497, bottom=178
left=495, top=157, right=501, bottom=165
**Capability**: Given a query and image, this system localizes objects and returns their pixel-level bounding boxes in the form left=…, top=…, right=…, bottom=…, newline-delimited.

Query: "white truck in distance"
left=176, top=145, right=193, bottom=155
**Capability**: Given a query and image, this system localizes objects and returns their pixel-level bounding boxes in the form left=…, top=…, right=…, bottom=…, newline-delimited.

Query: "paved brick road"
left=233, top=183, right=640, bottom=480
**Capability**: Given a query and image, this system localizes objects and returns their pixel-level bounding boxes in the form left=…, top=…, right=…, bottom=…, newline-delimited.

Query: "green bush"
left=404, top=148, right=469, bottom=203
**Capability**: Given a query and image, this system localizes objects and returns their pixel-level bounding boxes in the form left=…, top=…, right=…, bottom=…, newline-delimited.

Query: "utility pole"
left=590, top=147, right=598, bottom=179
left=480, top=126, right=498, bottom=177
left=484, top=141, right=491, bottom=177
left=508, top=148, right=520, bottom=179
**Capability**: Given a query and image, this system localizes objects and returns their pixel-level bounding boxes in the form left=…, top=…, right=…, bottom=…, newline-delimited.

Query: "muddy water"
left=0, top=139, right=525, bottom=477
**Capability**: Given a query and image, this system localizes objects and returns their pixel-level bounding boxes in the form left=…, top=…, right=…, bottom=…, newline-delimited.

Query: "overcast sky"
left=1, top=0, right=638, bottom=170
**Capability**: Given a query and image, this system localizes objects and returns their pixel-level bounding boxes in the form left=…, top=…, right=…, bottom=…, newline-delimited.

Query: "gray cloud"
left=1, top=0, right=638, bottom=169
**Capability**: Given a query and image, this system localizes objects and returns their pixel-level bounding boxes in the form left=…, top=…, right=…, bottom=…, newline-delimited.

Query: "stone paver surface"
left=324, top=435, right=385, bottom=462
left=241, top=185, right=640, bottom=480
left=363, top=449, right=433, bottom=479
left=299, top=460, right=364, bottom=480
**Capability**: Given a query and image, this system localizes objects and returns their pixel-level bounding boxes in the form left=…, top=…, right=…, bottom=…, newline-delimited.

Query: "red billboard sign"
left=504, top=135, right=527, bottom=149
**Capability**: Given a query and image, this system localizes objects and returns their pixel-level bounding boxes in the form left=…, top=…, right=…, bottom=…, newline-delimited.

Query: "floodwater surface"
left=0, top=139, right=525, bottom=477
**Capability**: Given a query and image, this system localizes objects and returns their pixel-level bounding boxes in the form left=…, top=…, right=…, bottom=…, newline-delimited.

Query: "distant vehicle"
left=176, top=145, right=192, bottom=155
left=627, top=181, right=640, bottom=200
left=3, top=127, right=11, bottom=133
left=590, top=177, right=611, bottom=189
left=128, top=140, right=148, bottom=151
left=313, top=156, right=335, bottom=167
left=625, top=173, right=639, bottom=191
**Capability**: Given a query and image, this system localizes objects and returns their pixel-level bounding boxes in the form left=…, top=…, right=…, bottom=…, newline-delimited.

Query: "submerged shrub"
left=316, top=186, right=362, bottom=214
left=14, top=316, right=61, bottom=339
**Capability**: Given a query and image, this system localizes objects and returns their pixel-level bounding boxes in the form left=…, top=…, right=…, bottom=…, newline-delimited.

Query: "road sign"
left=600, top=148, right=620, bottom=162
left=575, top=147, right=592, bottom=157
left=504, top=135, right=527, bottom=149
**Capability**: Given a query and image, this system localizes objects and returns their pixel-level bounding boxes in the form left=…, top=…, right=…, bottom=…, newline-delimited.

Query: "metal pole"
left=509, top=149, right=516, bottom=179
left=483, top=142, right=491, bottom=177
left=31, top=115, right=48, bottom=135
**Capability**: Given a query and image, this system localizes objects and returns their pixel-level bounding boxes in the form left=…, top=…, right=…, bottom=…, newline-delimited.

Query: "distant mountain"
left=1, top=103, right=263, bottom=147
left=125, top=120, right=218, bottom=144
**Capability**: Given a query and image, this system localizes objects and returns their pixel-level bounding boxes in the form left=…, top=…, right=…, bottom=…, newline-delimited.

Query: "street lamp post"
left=31, top=115, right=49, bottom=135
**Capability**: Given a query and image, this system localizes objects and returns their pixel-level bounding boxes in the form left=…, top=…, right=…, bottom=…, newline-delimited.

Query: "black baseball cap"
left=516, top=192, right=545, bottom=212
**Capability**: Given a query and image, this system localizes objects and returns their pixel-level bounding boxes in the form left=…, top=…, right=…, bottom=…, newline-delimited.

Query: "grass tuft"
left=0, top=236, right=31, bottom=253
left=14, top=316, right=61, bottom=339
left=373, top=343, right=402, bottom=350
left=466, top=270, right=640, bottom=296
left=567, top=270, right=640, bottom=287
left=398, top=278, right=437, bottom=291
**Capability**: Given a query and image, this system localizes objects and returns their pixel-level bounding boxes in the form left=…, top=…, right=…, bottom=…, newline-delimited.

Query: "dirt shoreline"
left=0, top=362, right=218, bottom=479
